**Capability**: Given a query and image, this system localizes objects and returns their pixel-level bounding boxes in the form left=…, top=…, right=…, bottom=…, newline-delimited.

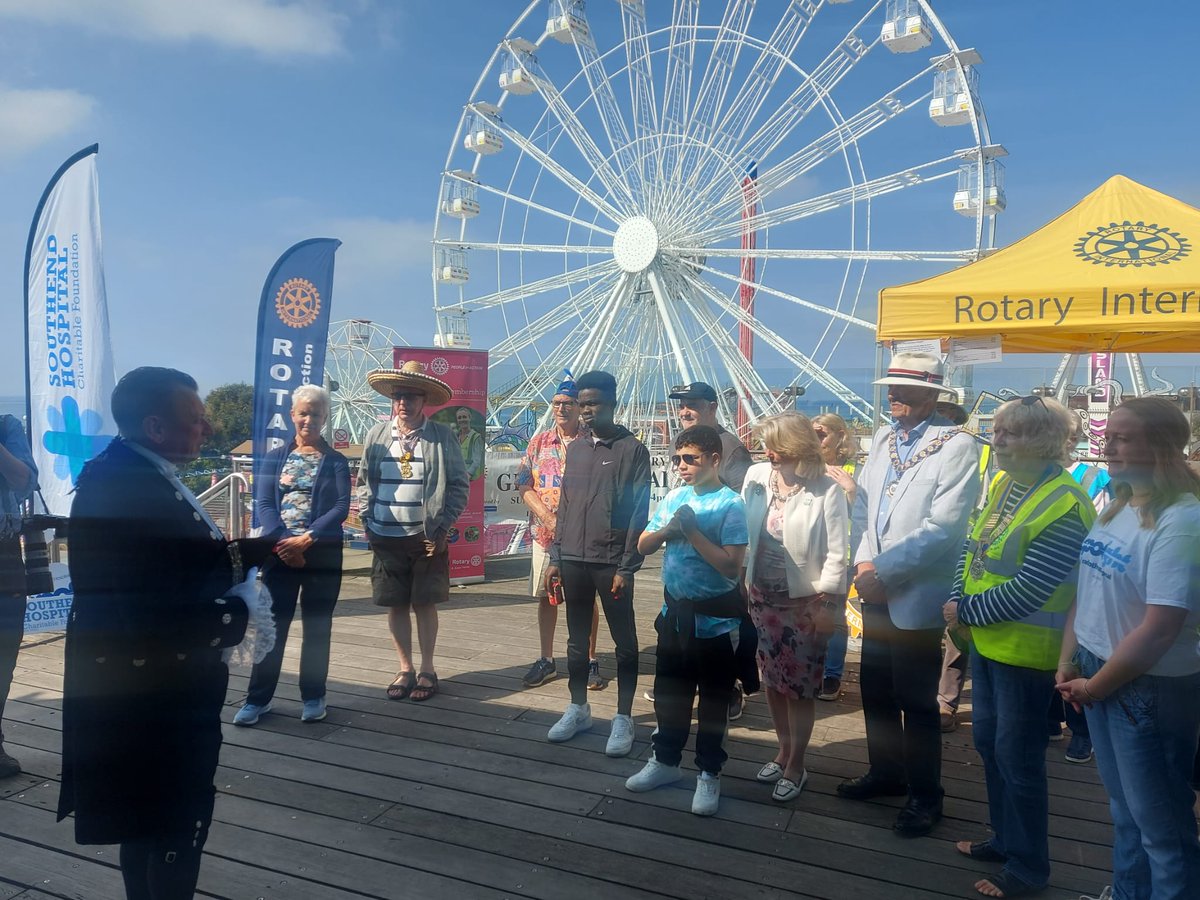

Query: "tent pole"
left=872, top=342, right=886, bottom=434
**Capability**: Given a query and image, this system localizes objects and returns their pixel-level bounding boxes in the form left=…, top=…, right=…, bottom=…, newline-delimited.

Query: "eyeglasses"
left=670, top=452, right=706, bottom=466
left=393, top=392, right=425, bottom=402
left=550, top=400, right=576, bottom=409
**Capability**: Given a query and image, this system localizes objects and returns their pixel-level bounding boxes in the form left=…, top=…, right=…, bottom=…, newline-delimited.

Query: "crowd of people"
left=0, top=351, right=1197, bottom=898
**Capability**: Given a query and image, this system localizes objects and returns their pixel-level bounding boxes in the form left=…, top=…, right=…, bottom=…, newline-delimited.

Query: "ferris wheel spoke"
left=677, top=269, right=872, bottom=419
left=466, top=259, right=619, bottom=312
left=645, top=265, right=697, bottom=385
left=574, top=272, right=636, bottom=373
left=618, top=1, right=659, bottom=174
left=681, top=258, right=872, bottom=329
left=705, top=69, right=934, bottom=217
left=670, top=0, right=755, bottom=195
left=486, top=280, right=611, bottom=364
left=438, top=239, right=610, bottom=255
left=667, top=246, right=982, bottom=263
left=658, top=0, right=700, bottom=202
left=504, top=55, right=639, bottom=214
left=470, top=112, right=626, bottom=226
left=687, top=154, right=962, bottom=247
left=451, top=170, right=619, bottom=237
left=569, top=28, right=643, bottom=203
left=738, top=2, right=882, bottom=170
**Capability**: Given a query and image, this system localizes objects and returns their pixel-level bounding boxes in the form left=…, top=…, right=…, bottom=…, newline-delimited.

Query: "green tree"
left=205, top=382, right=254, bottom=456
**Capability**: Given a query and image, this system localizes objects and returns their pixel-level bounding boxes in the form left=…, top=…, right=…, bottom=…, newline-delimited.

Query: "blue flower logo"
left=43, top=397, right=114, bottom=484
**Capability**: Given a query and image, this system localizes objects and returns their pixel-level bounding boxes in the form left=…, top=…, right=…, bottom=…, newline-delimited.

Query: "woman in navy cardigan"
left=236, top=384, right=350, bottom=726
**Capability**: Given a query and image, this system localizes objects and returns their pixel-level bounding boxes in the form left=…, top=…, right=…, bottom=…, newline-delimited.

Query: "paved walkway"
left=2, top=558, right=1119, bottom=899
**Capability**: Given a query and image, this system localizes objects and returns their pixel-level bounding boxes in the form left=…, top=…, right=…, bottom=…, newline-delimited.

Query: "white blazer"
left=851, top=420, right=981, bottom=630
left=742, top=463, right=848, bottom=597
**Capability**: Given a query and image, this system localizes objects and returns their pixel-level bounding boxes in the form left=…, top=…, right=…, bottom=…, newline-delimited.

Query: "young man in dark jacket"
left=544, top=370, right=651, bottom=757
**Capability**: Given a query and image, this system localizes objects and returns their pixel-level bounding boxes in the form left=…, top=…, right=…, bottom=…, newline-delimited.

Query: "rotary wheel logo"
left=1074, top=221, right=1190, bottom=267
left=275, top=277, right=321, bottom=328
left=430, top=357, right=450, bottom=376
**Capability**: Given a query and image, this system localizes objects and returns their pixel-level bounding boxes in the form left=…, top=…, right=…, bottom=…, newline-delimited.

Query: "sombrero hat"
left=367, top=360, right=453, bottom=406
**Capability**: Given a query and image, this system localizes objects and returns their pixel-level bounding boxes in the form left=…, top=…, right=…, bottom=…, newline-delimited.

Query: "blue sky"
left=2, top=0, right=1199, bottom=406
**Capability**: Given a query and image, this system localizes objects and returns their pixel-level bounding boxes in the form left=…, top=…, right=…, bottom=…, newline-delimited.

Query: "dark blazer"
left=254, top=440, right=351, bottom=542
left=57, top=438, right=251, bottom=844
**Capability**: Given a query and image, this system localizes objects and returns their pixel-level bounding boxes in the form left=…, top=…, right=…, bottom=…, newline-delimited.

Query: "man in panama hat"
left=359, top=361, right=469, bottom=703
left=838, top=351, right=981, bottom=837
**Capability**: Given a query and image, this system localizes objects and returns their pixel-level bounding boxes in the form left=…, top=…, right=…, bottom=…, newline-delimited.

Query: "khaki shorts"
left=369, top=532, right=450, bottom=609
left=530, top=542, right=552, bottom=598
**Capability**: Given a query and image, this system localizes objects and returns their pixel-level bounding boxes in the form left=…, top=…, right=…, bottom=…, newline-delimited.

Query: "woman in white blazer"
left=742, top=413, right=848, bottom=802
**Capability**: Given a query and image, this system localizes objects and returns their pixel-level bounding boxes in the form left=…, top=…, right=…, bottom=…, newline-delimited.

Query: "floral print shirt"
left=515, top=423, right=590, bottom=549
left=279, top=450, right=322, bottom=535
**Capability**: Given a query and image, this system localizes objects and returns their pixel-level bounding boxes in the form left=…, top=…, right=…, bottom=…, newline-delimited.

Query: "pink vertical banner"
left=1088, top=352, right=1112, bottom=458
left=394, top=346, right=489, bottom=584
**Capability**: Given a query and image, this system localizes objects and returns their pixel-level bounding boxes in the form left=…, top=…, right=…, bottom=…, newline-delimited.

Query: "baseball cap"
left=668, top=382, right=718, bottom=402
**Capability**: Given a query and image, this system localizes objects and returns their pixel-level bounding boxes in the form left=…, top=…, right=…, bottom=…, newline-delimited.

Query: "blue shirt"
left=646, top=484, right=748, bottom=638
left=876, top=414, right=940, bottom=538
left=1, top=415, right=38, bottom=539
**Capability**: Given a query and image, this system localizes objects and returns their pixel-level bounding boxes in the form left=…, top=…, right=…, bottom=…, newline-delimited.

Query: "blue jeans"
left=1078, top=646, right=1200, bottom=900
left=825, top=614, right=848, bottom=679
left=970, top=649, right=1053, bottom=889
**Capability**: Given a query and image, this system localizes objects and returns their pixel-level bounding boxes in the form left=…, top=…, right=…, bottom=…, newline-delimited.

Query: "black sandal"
left=410, top=672, right=438, bottom=702
left=387, top=671, right=416, bottom=701
left=974, top=871, right=1044, bottom=898
left=956, top=840, right=1007, bottom=863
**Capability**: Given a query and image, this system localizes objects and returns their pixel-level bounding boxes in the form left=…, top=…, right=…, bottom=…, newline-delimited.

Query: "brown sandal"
left=387, top=671, right=415, bottom=700
left=410, top=672, right=438, bottom=702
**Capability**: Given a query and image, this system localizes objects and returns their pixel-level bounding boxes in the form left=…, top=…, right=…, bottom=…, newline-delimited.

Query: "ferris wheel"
left=325, top=319, right=408, bottom=443
left=433, top=0, right=1003, bottom=432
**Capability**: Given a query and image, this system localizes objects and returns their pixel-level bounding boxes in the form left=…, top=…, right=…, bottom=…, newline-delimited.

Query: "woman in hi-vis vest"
left=942, top=396, right=1094, bottom=899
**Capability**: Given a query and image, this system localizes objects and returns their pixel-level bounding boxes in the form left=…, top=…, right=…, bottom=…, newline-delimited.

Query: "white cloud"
left=0, top=85, right=95, bottom=162
left=0, top=0, right=348, bottom=58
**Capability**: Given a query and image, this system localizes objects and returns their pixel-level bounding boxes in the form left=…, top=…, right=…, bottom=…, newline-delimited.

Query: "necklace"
left=886, top=427, right=964, bottom=496
left=968, top=468, right=1055, bottom=579
left=770, top=471, right=803, bottom=505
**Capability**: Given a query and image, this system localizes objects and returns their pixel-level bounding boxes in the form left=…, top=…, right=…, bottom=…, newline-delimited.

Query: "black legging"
left=561, top=560, right=638, bottom=715
left=119, top=827, right=209, bottom=900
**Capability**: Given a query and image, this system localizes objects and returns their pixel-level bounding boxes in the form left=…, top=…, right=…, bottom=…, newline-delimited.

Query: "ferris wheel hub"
left=612, top=216, right=660, bottom=273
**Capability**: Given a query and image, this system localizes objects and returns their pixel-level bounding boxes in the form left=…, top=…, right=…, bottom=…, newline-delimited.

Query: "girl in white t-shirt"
left=1057, top=397, right=1200, bottom=900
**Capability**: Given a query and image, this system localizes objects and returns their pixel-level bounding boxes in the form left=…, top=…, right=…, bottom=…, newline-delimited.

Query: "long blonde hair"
left=1099, top=397, right=1200, bottom=528
left=754, top=412, right=825, bottom=480
left=813, top=413, right=856, bottom=466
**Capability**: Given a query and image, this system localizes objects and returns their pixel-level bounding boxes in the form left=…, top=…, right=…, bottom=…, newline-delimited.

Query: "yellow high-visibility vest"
left=963, top=470, right=1095, bottom=671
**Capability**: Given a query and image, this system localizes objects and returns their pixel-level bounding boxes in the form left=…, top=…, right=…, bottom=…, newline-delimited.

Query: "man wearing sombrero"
left=839, top=351, right=981, bottom=837
left=358, top=361, right=470, bottom=702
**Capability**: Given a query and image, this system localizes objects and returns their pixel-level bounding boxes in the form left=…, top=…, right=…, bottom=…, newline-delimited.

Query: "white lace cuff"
left=222, top=567, right=277, bottom=667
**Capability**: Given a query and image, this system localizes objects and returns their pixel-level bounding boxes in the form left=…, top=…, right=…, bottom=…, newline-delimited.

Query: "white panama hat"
left=874, top=351, right=958, bottom=398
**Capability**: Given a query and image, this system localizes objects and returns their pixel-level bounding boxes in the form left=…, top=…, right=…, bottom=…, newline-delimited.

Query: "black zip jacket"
left=551, top=425, right=651, bottom=577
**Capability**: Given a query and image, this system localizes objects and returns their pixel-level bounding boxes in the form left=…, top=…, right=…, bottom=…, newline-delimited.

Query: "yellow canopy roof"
left=878, top=175, right=1200, bottom=352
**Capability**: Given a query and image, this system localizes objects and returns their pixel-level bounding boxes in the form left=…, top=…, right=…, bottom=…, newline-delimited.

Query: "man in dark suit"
left=58, top=367, right=265, bottom=899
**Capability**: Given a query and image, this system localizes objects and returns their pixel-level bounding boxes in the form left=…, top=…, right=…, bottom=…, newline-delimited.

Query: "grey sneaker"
left=625, top=755, right=682, bottom=792
left=522, top=657, right=558, bottom=687
left=547, top=703, right=592, bottom=742
left=728, top=683, right=744, bottom=721
left=1065, top=733, right=1094, bottom=764
left=818, top=676, right=841, bottom=701
left=692, top=772, right=721, bottom=816
left=301, top=698, right=327, bottom=723
left=233, top=702, right=272, bottom=727
left=586, top=658, right=607, bottom=690
left=605, top=714, right=635, bottom=757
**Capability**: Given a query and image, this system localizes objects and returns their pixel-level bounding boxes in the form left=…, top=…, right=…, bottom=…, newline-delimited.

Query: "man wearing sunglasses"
left=668, top=382, right=753, bottom=493
left=840, top=351, right=981, bottom=838
left=544, top=370, right=651, bottom=757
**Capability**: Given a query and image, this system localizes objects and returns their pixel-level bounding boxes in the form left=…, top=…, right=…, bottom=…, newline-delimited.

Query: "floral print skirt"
left=748, top=583, right=828, bottom=700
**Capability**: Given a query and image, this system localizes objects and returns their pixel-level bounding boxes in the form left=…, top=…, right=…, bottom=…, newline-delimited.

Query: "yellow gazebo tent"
left=878, top=175, right=1200, bottom=353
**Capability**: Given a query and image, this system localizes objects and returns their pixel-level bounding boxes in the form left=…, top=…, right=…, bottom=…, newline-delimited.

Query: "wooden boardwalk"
left=2, top=557, right=1121, bottom=899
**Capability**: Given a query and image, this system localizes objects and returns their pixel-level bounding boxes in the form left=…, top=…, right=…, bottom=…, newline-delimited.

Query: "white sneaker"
left=547, top=703, right=592, bottom=742
left=692, top=771, right=720, bottom=816
left=1078, top=889, right=1112, bottom=900
left=605, top=714, right=635, bottom=757
left=625, top=755, right=682, bottom=792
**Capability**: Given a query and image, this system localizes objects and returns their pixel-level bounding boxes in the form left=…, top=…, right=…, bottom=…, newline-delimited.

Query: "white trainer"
left=625, top=755, right=682, bottom=792
left=692, top=771, right=721, bottom=816
left=547, top=702, right=592, bottom=742
left=605, top=713, right=635, bottom=757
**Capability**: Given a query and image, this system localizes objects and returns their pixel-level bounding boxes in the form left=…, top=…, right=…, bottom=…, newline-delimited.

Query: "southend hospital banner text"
left=878, top=175, right=1200, bottom=353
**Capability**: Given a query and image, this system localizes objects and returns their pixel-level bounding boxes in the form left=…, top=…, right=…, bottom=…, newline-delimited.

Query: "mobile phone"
left=549, top=575, right=566, bottom=606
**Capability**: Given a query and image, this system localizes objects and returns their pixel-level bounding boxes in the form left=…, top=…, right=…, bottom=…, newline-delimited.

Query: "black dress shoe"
left=893, top=797, right=943, bottom=837
left=836, top=772, right=908, bottom=800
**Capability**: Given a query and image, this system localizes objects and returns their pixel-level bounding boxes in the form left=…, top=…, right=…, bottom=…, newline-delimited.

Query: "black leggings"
left=561, top=561, right=639, bottom=714
left=119, top=826, right=209, bottom=900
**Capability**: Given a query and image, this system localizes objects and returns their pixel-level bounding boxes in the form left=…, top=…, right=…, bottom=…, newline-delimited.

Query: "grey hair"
left=291, top=383, right=330, bottom=417
left=994, top=396, right=1073, bottom=463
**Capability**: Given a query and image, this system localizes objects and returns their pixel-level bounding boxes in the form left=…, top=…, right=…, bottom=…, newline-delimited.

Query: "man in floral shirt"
left=517, top=372, right=601, bottom=689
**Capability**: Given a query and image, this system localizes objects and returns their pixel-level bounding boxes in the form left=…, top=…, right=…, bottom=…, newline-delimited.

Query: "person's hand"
left=544, top=564, right=561, bottom=596
left=853, top=564, right=887, bottom=604
left=424, top=531, right=448, bottom=558
left=942, top=600, right=959, bottom=627
left=673, top=505, right=697, bottom=534
left=274, top=535, right=311, bottom=568
left=611, top=572, right=631, bottom=602
left=813, top=596, right=837, bottom=637
left=1056, top=675, right=1101, bottom=713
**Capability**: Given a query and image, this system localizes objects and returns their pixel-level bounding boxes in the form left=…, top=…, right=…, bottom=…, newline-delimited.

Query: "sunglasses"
left=393, top=392, right=425, bottom=403
left=1020, top=395, right=1047, bottom=409
left=814, top=428, right=829, bottom=440
left=670, top=452, right=707, bottom=466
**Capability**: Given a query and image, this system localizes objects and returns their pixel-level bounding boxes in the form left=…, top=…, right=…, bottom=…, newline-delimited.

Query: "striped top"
left=369, top=431, right=426, bottom=537
left=953, top=482, right=1089, bottom=627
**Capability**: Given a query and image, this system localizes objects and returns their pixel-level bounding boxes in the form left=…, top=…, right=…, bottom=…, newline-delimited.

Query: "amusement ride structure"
left=432, top=0, right=1006, bottom=434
